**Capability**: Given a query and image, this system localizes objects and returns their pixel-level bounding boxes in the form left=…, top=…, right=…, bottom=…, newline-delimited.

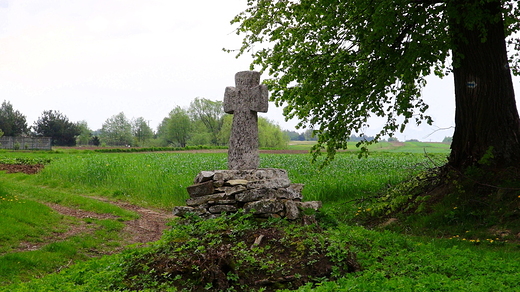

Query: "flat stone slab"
left=244, top=199, right=285, bottom=214
left=186, top=180, right=215, bottom=197
left=194, top=171, right=215, bottom=183
left=235, top=188, right=277, bottom=202
left=284, top=200, right=300, bottom=220
left=297, top=201, right=322, bottom=211
left=234, top=187, right=300, bottom=202
left=186, top=193, right=227, bottom=206
left=227, top=179, right=249, bottom=186
left=209, top=205, right=238, bottom=214
left=215, top=185, right=247, bottom=196
left=172, top=206, right=208, bottom=217
left=246, top=178, right=291, bottom=189
left=209, top=168, right=289, bottom=183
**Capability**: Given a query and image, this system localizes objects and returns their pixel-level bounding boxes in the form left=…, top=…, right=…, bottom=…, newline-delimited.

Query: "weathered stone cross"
left=224, top=71, right=269, bottom=170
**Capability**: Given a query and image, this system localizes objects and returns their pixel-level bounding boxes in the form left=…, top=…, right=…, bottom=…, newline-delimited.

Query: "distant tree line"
left=284, top=129, right=377, bottom=142
left=0, top=98, right=288, bottom=148
left=156, top=98, right=287, bottom=148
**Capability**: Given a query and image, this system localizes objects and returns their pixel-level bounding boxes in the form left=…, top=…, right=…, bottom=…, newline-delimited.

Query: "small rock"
left=297, top=201, right=322, bottom=211
left=251, top=168, right=289, bottom=180
left=287, top=184, right=304, bottom=200
left=227, top=179, right=249, bottom=186
left=380, top=218, right=398, bottom=228
left=213, top=180, right=225, bottom=188
left=194, top=171, right=215, bottom=183
left=275, top=185, right=303, bottom=200
left=284, top=200, right=300, bottom=220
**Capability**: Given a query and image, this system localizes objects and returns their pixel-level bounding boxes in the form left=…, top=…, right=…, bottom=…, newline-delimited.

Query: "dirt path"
left=2, top=163, right=174, bottom=249
left=93, top=198, right=174, bottom=244
left=16, top=198, right=174, bottom=253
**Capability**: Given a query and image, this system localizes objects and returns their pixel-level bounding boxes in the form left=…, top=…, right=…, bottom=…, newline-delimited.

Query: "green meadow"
left=1, top=144, right=519, bottom=291
left=287, top=140, right=451, bottom=153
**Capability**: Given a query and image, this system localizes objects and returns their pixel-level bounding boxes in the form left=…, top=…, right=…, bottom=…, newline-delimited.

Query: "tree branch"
left=412, top=0, right=445, bottom=4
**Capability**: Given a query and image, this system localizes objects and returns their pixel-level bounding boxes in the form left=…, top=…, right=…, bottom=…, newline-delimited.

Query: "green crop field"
left=0, top=145, right=519, bottom=291
left=288, top=140, right=451, bottom=153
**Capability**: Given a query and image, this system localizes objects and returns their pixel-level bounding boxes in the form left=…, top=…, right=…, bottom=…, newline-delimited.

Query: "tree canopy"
left=33, top=110, right=80, bottom=146
left=231, top=0, right=520, bottom=167
left=218, top=114, right=289, bottom=148
left=0, top=100, right=29, bottom=136
left=132, top=117, right=154, bottom=146
left=75, top=120, right=92, bottom=146
left=100, top=112, right=133, bottom=146
left=158, top=106, right=192, bottom=147
left=157, top=103, right=288, bottom=148
left=188, top=97, right=225, bottom=145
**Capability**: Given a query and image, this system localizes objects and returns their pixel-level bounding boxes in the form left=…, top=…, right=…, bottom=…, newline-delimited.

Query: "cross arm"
left=223, top=86, right=237, bottom=114
left=250, top=84, right=269, bottom=113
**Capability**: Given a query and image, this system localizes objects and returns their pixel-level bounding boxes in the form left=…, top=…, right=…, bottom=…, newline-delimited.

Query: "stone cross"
left=224, top=71, right=268, bottom=170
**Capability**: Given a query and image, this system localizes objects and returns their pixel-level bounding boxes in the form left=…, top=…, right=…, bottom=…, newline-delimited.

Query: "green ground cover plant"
left=0, top=152, right=142, bottom=284
left=0, top=176, right=138, bottom=220
left=287, top=225, right=520, bottom=291
left=1, top=146, right=519, bottom=291
left=3, top=219, right=519, bottom=291
left=0, top=185, right=68, bottom=254
left=288, top=141, right=451, bottom=153
left=0, top=218, right=125, bottom=285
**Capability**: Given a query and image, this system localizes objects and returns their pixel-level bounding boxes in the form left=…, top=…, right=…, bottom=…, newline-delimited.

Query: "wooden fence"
left=0, top=136, right=52, bottom=150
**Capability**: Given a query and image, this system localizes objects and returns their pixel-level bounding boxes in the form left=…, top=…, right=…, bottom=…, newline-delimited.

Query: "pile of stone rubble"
left=173, top=168, right=321, bottom=219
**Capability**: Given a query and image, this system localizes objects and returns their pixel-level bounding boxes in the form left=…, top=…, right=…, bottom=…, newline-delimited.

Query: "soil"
left=95, top=198, right=174, bottom=245
left=124, top=218, right=361, bottom=291
left=0, top=164, right=45, bottom=174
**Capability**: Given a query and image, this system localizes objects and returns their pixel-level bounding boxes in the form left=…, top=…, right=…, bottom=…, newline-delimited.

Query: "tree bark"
left=448, top=0, right=520, bottom=169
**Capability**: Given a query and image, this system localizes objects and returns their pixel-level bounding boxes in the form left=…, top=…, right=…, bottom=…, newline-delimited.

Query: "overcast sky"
left=0, top=0, right=518, bottom=142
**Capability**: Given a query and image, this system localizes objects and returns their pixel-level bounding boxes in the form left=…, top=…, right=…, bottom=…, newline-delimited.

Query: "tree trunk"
left=448, top=0, right=520, bottom=170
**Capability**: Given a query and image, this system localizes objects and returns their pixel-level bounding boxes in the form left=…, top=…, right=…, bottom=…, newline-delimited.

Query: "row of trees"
left=0, top=98, right=288, bottom=148
left=284, top=130, right=380, bottom=143
left=156, top=98, right=287, bottom=148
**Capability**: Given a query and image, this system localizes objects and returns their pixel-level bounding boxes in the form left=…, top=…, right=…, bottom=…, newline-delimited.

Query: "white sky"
left=0, top=0, right=518, bottom=142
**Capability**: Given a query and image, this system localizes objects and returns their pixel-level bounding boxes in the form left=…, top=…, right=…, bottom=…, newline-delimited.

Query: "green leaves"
left=231, top=0, right=456, bottom=161
left=0, top=101, right=29, bottom=137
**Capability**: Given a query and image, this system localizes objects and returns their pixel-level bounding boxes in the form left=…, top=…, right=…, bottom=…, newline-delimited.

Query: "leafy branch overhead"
left=231, top=0, right=520, bottom=166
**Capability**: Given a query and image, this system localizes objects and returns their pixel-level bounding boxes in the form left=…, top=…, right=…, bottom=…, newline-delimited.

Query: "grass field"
left=0, top=144, right=519, bottom=291
left=288, top=140, right=451, bottom=153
